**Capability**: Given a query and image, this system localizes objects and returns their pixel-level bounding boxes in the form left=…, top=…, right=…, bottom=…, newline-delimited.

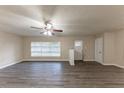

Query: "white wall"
left=0, top=31, right=23, bottom=68
left=23, top=36, right=95, bottom=61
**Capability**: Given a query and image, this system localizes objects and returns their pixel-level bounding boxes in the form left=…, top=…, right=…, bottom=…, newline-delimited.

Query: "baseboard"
left=101, top=63, right=124, bottom=69
left=0, top=60, right=23, bottom=69
left=83, top=59, right=95, bottom=61
left=23, top=58, right=68, bottom=62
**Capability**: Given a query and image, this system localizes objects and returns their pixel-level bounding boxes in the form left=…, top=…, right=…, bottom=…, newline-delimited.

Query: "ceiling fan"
left=30, top=20, right=63, bottom=36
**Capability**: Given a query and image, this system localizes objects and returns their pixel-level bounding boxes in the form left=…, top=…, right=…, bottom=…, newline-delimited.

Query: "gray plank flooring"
left=0, top=61, right=123, bottom=88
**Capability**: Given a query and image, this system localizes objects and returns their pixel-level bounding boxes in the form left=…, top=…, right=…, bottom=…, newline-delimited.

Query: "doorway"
left=74, top=40, right=83, bottom=61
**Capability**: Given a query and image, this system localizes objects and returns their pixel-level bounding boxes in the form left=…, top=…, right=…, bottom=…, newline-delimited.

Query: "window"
left=75, top=40, right=82, bottom=47
left=31, top=42, right=61, bottom=57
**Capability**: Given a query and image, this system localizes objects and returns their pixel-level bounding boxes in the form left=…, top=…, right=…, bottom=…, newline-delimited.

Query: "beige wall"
left=1, top=27, right=124, bottom=68
left=0, top=30, right=95, bottom=68
left=23, top=36, right=95, bottom=61
left=101, top=30, right=124, bottom=67
left=3, top=27, right=124, bottom=68
left=103, top=32, right=116, bottom=64
left=0, top=31, right=23, bottom=68
left=114, top=30, right=124, bottom=66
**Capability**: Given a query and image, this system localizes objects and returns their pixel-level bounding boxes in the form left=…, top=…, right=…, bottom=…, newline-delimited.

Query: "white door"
left=74, top=40, right=83, bottom=60
left=95, top=37, right=103, bottom=63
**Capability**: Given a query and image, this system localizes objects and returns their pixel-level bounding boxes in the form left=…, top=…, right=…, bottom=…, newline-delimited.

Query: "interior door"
left=95, top=37, right=103, bottom=63
left=74, top=40, right=83, bottom=60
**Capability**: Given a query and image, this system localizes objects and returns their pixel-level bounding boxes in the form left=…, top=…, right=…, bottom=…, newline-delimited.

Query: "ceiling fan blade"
left=30, top=26, right=43, bottom=29
left=53, top=29, right=63, bottom=32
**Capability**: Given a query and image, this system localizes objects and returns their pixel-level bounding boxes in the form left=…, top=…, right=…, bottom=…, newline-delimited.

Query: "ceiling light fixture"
left=46, top=23, right=53, bottom=30
left=43, top=31, right=53, bottom=36
left=30, top=20, right=63, bottom=36
left=42, top=23, right=53, bottom=36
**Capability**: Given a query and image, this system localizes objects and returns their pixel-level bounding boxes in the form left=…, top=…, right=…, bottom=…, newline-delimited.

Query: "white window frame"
left=31, top=42, right=61, bottom=57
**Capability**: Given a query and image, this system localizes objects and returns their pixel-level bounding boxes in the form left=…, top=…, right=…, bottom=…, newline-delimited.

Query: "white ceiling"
left=0, top=5, right=124, bottom=36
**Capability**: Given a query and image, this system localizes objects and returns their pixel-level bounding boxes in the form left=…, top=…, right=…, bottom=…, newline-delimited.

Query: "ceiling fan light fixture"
left=46, top=23, right=53, bottom=29
left=43, top=31, right=48, bottom=35
left=43, top=31, right=53, bottom=36
left=48, top=31, right=52, bottom=36
left=31, top=21, right=63, bottom=36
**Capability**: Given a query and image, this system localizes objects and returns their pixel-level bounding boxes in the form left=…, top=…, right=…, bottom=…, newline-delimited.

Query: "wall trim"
left=23, top=58, right=69, bottom=62
left=101, top=63, right=124, bottom=69
left=0, top=60, right=23, bottom=69
left=83, top=59, right=95, bottom=61
left=0, top=58, right=96, bottom=69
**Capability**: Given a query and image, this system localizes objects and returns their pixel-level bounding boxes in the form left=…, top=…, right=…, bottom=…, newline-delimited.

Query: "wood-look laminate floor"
left=0, top=61, right=124, bottom=88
